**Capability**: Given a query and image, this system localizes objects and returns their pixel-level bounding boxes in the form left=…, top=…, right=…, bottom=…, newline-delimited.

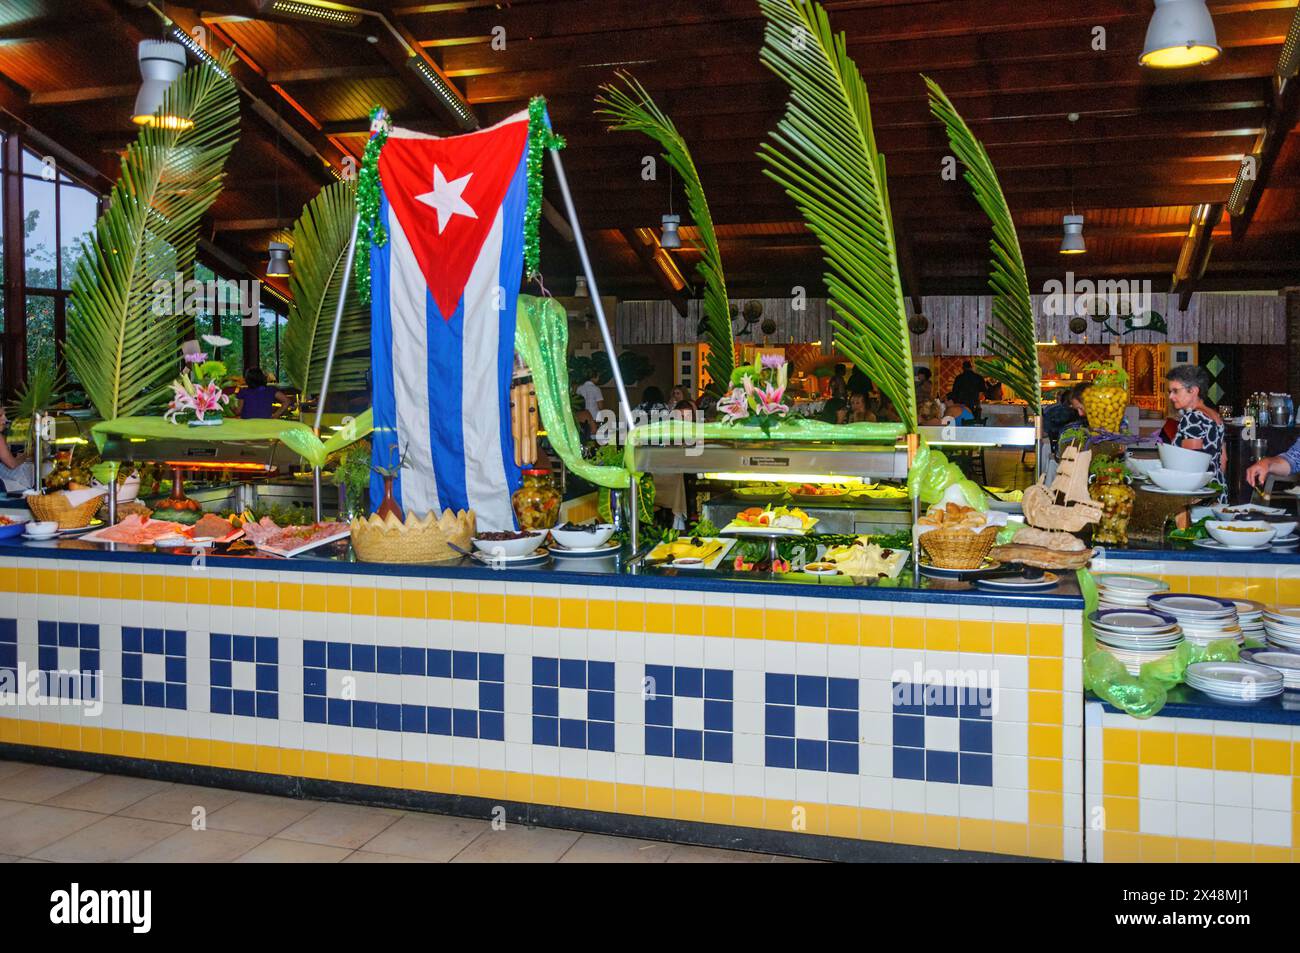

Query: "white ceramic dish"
left=1125, top=455, right=1160, bottom=480
left=1205, top=520, right=1277, bottom=548
left=548, top=523, right=615, bottom=550
left=471, top=531, right=546, bottom=558
left=1212, top=503, right=1287, bottom=519
left=1149, top=467, right=1213, bottom=492
left=1157, top=443, right=1213, bottom=473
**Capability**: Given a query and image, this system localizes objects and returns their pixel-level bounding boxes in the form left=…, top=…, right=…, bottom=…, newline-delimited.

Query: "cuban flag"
left=370, top=111, right=531, bottom=530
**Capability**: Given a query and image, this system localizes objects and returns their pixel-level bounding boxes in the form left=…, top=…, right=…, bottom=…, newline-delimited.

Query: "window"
left=258, top=303, right=288, bottom=385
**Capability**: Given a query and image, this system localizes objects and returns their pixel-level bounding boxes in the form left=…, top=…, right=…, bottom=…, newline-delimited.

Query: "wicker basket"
left=350, top=509, right=476, bottom=564
left=27, top=492, right=104, bottom=529
left=918, top=525, right=998, bottom=569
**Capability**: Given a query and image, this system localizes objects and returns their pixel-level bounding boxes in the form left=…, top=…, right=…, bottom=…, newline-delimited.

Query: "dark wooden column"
left=2, top=132, right=25, bottom=397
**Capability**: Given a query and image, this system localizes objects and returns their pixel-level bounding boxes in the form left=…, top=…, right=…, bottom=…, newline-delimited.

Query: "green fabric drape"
left=515, top=294, right=629, bottom=489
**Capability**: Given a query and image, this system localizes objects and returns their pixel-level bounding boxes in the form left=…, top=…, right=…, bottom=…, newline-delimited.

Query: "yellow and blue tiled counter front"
left=0, top=557, right=1081, bottom=860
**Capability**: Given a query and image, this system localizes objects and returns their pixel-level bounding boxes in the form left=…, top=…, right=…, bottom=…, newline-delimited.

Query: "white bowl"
left=471, top=531, right=545, bottom=558
left=1158, top=443, right=1212, bottom=473
left=1206, top=520, right=1276, bottom=547
left=1268, top=519, right=1298, bottom=538
left=1125, top=454, right=1160, bottom=480
left=549, top=523, right=614, bottom=550
left=1212, top=503, right=1287, bottom=519
left=25, top=520, right=58, bottom=536
left=1148, top=467, right=1213, bottom=492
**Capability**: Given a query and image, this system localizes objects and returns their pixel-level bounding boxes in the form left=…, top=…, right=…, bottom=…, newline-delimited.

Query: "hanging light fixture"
left=660, top=214, right=682, bottom=249
left=132, top=40, right=191, bottom=129
left=1060, top=113, right=1086, bottom=255
left=573, top=276, right=589, bottom=297
left=1139, top=0, right=1221, bottom=69
left=266, top=241, right=292, bottom=278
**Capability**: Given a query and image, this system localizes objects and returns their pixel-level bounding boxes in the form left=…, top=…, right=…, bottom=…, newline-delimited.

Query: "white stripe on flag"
left=460, top=207, right=514, bottom=530
left=387, top=206, right=439, bottom=516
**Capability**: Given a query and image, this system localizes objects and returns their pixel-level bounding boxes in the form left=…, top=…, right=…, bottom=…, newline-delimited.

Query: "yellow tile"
left=402, top=589, right=427, bottom=619
left=1028, top=725, right=1063, bottom=759
left=1027, top=825, right=1064, bottom=860
left=1213, top=841, right=1253, bottom=863
left=1253, top=738, right=1291, bottom=775
left=644, top=786, right=673, bottom=819
left=1177, top=732, right=1214, bottom=769
left=15, top=567, right=35, bottom=593
left=558, top=597, right=585, bottom=628
left=425, top=590, right=450, bottom=619
left=1254, top=845, right=1291, bottom=863
left=206, top=577, right=230, bottom=605
left=799, top=803, right=829, bottom=836
left=506, top=772, right=532, bottom=804
left=452, top=591, right=478, bottom=622
left=375, top=759, right=402, bottom=788
left=734, top=796, right=764, bottom=829
left=764, top=608, right=794, bottom=642
left=280, top=583, right=304, bottom=612
left=1136, top=833, right=1176, bottom=862
left=1028, top=758, right=1063, bottom=793
left=58, top=724, right=81, bottom=751
left=230, top=579, right=254, bottom=607
left=1276, top=578, right=1300, bottom=604
left=558, top=777, right=586, bottom=809
left=426, top=764, right=452, bottom=793
left=1214, top=736, right=1252, bottom=773
left=926, top=618, right=959, bottom=651
left=279, top=749, right=302, bottom=776
left=505, top=594, right=532, bottom=626
left=1103, top=761, right=1139, bottom=797
left=1028, top=691, right=1062, bottom=725
left=232, top=743, right=257, bottom=773
left=674, top=603, right=704, bottom=636
left=0, top=566, right=14, bottom=591
left=1028, top=658, right=1063, bottom=692
left=991, top=621, right=1026, bottom=655
left=961, top=616, right=987, bottom=655
left=924, top=814, right=958, bottom=850
left=892, top=616, right=924, bottom=649
left=673, top=789, right=702, bottom=822
left=186, top=577, right=209, bottom=604
left=373, top=588, right=400, bottom=617
left=616, top=783, right=646, bottom=816
left=119, top=574, right=142, bottom=601
left=893, top=812, right=925, bottom=846
left=454, top=767, right=480, bottom=797
left=533, top=596, right=558, bottom=628
left=1028, top=792, right=1063, bottom=827
left=57, top=571, right=78, bottom=597
left=38, top=722, right=61, bottom=749
left=587, top=599, right=616, bottom=630
left=827, top=804, right=859, bottom=839
left=644, top=602, right=675, bottom=634
left=860, top=808, right=892, bottom=843
left=1186, top=576, right=1219, bottom=597
left=254, top=581, right=278, bottom=610
left=186, top=737, right=209, bottom=766
left=209, top=740, right=233, bottom=769
left=98, top=572, right=122, bottom=600
left=1103, top=795, right=1139, bottom=832
left=76, top=571, right=98, bottom=598
left=1138, top=730, right=1176, bottom=766
left=401, top=761, right=426, bottom=791
left=704, top=605, right=733, bottom=638
left=531, top=774, right=559, bottom=806
left=1217, top=576, right=1248, bottom=600
left=858, top=615, right=890, bottom=647
left=796, top=610, right=827, bottom=644
left=1104, top=830, right=1142, bottom=862
left=1104, top=727, right=1140, bottom=763
left=255, top=745, right=280, bottom=774
left=827, top=614, right=857, bottom=645
left=477, top=592, right=503, bottom=623
left=617, top=600, right=647, bottom=633
left=163, top=735, right=187, bottom=763
left=163, top=576, right=187, bottom=605
left=81, top=728, right=103, bottom=754
left=959, top=818, right=995, bottom=854
left=764, top=799, right=798, bottom=832
left=0, top=719, right=19, bottom=744
left=141, top=575, right=164, bottom=602
left=352, top=756, right=378, bottom=786
left=326, top=586, right=350, bottom=614
left=1244, top=577, right=1277, bottom=604
left=143, top=733, right=166, bottom=762
left=1028, top=623, right=1063, bottom=658
left=19, top=720, right=40, bottom=747
left=587, top=780, right=616, bottom=813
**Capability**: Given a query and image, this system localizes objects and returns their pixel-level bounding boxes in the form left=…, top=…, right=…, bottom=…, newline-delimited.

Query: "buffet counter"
left=0, top=536, right=1083, bottom=862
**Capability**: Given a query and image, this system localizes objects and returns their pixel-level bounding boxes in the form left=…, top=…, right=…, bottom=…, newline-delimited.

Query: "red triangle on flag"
left=378, top=116, right=530, bottom=320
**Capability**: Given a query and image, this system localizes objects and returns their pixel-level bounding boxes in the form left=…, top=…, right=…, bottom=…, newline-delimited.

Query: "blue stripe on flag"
left=369, top=194, right=402, bottom=512
left=425, top=288, right=467, bottom=513
left=495, top=151, right=527, bottom=505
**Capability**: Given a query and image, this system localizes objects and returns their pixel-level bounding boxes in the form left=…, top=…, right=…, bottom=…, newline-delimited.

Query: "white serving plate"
left=256, top=527, right=352, bottom=559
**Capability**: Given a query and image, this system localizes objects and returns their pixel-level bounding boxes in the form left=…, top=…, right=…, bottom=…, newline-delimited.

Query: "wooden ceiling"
left=0, top=0, right=1297, bottom=304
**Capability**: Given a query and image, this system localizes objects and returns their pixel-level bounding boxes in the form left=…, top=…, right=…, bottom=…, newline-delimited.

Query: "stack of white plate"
left=1233, top=599, right=1266, bottom=639
left=1240, top=650, right=1300, bottom=690
left=1090, top=608, right=1183, bottom=674
left=1146, top=593, right=1241, bottom=646
left=1093, top=573, right=1169, bottom=609
left=1262, top=606, right=1300, bottom=651
left=1185, top=661, right=1283, bottom=703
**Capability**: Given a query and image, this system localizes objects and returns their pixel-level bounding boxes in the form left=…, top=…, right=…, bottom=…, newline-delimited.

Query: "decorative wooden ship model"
left=992, top=447, right=1101, bottom=570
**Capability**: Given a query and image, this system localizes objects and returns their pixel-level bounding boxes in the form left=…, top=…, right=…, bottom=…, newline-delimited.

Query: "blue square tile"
left=122, top=679, right=143, bottom=706
left=558, top=718, right=586, bottom=749
left=478, top=681, right=504, bottom=712
left=532, top=656, right=558, bottom=686
left=377, top=703, right=401, bottom=732
left=426, top=706, right=451, bottom=736
left=327, top=641, right=350, bottom=669
left=0, top=645, right=14, bottom=668
left=401, top=704, right=426, bottom=733
left=0, top=618, right=15, bottom=641
left=588, top=690, right=614, bottom=723
left=828, top=677, right=857, bottom=710
left=675, top=666, right=703, bottom=698
left=303, top=668, right=325, bottom=696
left=123, top=652, right=143, bottom=680
left=645, top=696, right=672, bottom=727
left=828, top=741, right=858, bottom=774
left=144, top=627, right=165, bottom=654
left=401, top=646, right=425, bottom=675
left=79, top=626, right=99, bottom=649
left=452, top=650, right=477, bottom=679
left=704, top=699, right=732, bottom=732
left=211, top=659, right=232, bottom=688
left=926, top=749, right=959, bottom=783
left=352, top=700, right=376, bottom=729
left=766, top=672, right=795, bottom=706
left=959, top=752, right=993, bottom=786
left=210, top=687, right=232, bottom=715
left=959, top=718, right=993, bottom=754
left=588, top=720, right=614, bottom=752
left=164, top=657, right=185, bottom=684
left=452, top=708, right=477, bottom=738
left=765, top=736, right=796, bottom=769
left=38, top=646, right=56, bottom=671
left=255, top=663, right=277, bottom=692
left=79, top=649, right=99, bottom=672
left=645, top=664, right=673, bottom=698
left=143, top=681, right=165, bottom=708
left=59, top=621, right=78, bottom=647
left=165, top=683, right=186, bottom=710
left=645, top=725, right=673, bottom=757
left=796, top=738, right=827, bottom=771
left=959, top=686, right=994, bottom=720
left=165, top=630, right=186, bottom=657
left=479, top=652, right=504, bottom=683
left=892, top=714, right=925, bottom=748
left=304, top=695, right=326, bottom=723
left=326, top=696, right=349, bottom=725
left=923, top=682, right=958, bottom=718
left=231, top=690, right=254, bottom=718
left=703, top=731, right=732, bottom=764
left=674, top=727, right=703, bottom=760
left=479, top=711, right=504, bottom=741
left=893, top=746, right=925, bottom=780
left=303, top=640, right=325, bottom=667
left=209, top=632, right=230, bottom=660
left=891, top=679, right=924, bottom=715
left=828, top=709, right=857, bottom=743
left=427, top=648, right=451, bottom=677
left=532, top=685, right=558, bottom=717
left=532, top=715, right=558, bottom=746
left=559, top=658, right=586, bottom=689
left=349, top=644, right=374, bottom=673
left=256, top=693, right=277, bottom=720
left=704, top=668, right=733, bottom=700
left=797, top=674, right=827, bottom=708
left=376, top=646, right=401, bottom=675
left=766, top=704, right=795, bottom=737
left=588, top=660, right=615, bottom=693
left=255, top=637, right=276, bottom=663
left=38, top=621, right=56, bottom=646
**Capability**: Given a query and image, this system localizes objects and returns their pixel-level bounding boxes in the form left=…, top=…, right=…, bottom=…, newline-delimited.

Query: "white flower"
left=202, top=334, right=232, bottom=348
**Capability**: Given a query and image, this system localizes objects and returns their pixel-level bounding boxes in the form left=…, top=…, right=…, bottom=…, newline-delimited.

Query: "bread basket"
left=918, top=525, right=998, bottom=569
left=349, top=509, right=475, bottom=564
left=26, top=492, right=103, bottom=529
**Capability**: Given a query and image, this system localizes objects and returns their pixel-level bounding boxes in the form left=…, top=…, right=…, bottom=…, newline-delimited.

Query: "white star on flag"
left=415, top=165, right=478, bottom=234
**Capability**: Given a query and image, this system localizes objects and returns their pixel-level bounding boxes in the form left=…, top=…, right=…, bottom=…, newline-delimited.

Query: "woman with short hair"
left=1167, top=364, right=1225, bottom=501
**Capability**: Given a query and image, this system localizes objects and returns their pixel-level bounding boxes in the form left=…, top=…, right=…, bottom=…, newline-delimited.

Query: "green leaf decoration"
left=12, top=360, right=60, bottom=423
left=925, top=77, right=1040, bottom=414
left=282, top=180, right=370, bottom=401
left=755, top=0, right=916, bottom=431
left=595, top=72, right=734, bottom=396
left=66, top=49, right=241, bottom=421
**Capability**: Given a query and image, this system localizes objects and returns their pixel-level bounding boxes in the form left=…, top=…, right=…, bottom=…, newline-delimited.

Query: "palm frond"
left=755, top=0, right=916, bottom=431
left=282, top=181, right=370, bottom=401
left=12, top=361, right=60, bottom=422
left=66, top=50, right=241, bottom=421
left=595, top=72, right=734, bottom=395
left=925, top=77, right=1040, bottom=414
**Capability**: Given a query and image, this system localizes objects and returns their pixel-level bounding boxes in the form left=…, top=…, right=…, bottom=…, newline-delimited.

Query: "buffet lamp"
left=132, top=40, right=192, bottom=129
left=257, top=0, right=362, bottom=28
left=1059, top=214, right=1086, bottom=255
left=164, top=461, right=276, bottom=473
left=703, top=472, right=867, bottom=484
left=266, top=241, right=292, bottom=278
left=1139, top=0, right=1221, bottom=68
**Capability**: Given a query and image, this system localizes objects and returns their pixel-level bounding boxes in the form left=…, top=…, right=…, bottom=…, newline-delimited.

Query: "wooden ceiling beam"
left=28, top=84, right=137, bottom=106
left=1172, top=203, right=1227, bottom=308
left=265, top=65, right=395, bottom=83
left=620, top=228, right=690, bottom=317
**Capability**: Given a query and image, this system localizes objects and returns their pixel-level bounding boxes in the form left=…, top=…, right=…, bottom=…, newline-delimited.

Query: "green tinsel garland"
left=355, top=106, right=391, bottom=304
left=526, top=96, right=565, bottom=281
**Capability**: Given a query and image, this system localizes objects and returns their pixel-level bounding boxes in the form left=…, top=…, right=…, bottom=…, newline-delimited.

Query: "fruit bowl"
left=1206, top=520, right=1276, bottom=547
left=1148, top=467, right=1213, bottom=492
left=1157, top=443, right=1212, bottom=473
left=471, top=530, right=546, bottom=558
left=549, top=523, right=615, bottom=550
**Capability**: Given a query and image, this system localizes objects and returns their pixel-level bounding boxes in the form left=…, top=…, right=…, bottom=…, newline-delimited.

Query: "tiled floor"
left=0, top=761, right=812, bottom=863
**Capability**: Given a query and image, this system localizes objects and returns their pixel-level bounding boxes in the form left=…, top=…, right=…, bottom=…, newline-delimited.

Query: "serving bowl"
left=1206, top=520, right=1276, bottom=548
left=549, top=523, right=615, bottom=550
left=1125, top=454, right=1160, bottom=480
left=1148, top=467, right=1213, bottom=492
left=1212, top=503, right=1287, bottom=519
left=1158, top=443, right=1212, bottom=473
left=471, top=530, right=546, bottom=558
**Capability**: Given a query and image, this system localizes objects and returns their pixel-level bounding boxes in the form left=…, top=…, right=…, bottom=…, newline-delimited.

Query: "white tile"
left=794, top=769, right=828, bottom=804
left=733, top=763, right=763, bottom=797
left=1176, top=767, right=1215, bottom=804
left=1252, top=809, right=1291, bottom=848
left=958, top=784, right=993, bottom=819
left=734, top=732, right=763, bottom=767
left=926, top=781, right=959, bottom=816
left=992, top=755, right=1026, bottom=790
left=925, top=715, right=959, bottom=751
left=861, top=744, right=892, bottom=778
left=1213, top=770, right=1253, bottom=808
left=764, top=767, right=795, bottom=799
left=1138, top=764, right=1176, bottom=801
left=993, top=786, right=1027, bottom=823
left=892, top=778, right=926, bottom=812
left=1213, top=805, right=1252, bottom=843
left=1252, top=773, right=1291, bottom=812
left=795, top=705, right=827, bottom=740
left=1139, top=798, right=1177, bottom=837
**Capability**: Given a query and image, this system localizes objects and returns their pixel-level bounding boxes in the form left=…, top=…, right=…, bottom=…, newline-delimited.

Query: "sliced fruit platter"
left=786, top=483, right=852, bottom=501
left=81, top=514, right=243, bottom=547
left=722, top=506, right=818, bottom=535
left=731, top=485, right=788, bottom=501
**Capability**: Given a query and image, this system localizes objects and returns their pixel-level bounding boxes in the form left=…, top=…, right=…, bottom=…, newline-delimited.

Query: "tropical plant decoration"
left=925, top=77, right=1040, bottom=414
left=595, top=72, right=735, bottom=395
left=11, top=361, right=60, bottom=427
left=755, top=0, right=916, bottom=431
left=282, top=180, right=370, bottom=401
left=66, top=49, right=241, bottom=422
left=717, top=353, right=791, bottom=436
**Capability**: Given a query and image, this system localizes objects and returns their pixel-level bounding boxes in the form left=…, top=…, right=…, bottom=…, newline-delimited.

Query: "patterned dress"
left=1175, top=407, right=1225, bottom=502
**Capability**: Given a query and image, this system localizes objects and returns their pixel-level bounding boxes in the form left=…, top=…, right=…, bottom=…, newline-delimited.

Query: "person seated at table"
left=818, top=397, right=848, bottom=424
left=917, top=399, right=945, bottom=426
left=0, top=408, right=36, bottom=491
left=848, top=390, right=877, bottom=423
left=1246, top=439, right=1300, bottom=489
left=1043, top=384, right=1084, bottom=450
left=1167, top=363, right=1226, bottom=501
left=236, top=367, right=291, bottom=420
left=941, top=391, right=975, bottom=426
